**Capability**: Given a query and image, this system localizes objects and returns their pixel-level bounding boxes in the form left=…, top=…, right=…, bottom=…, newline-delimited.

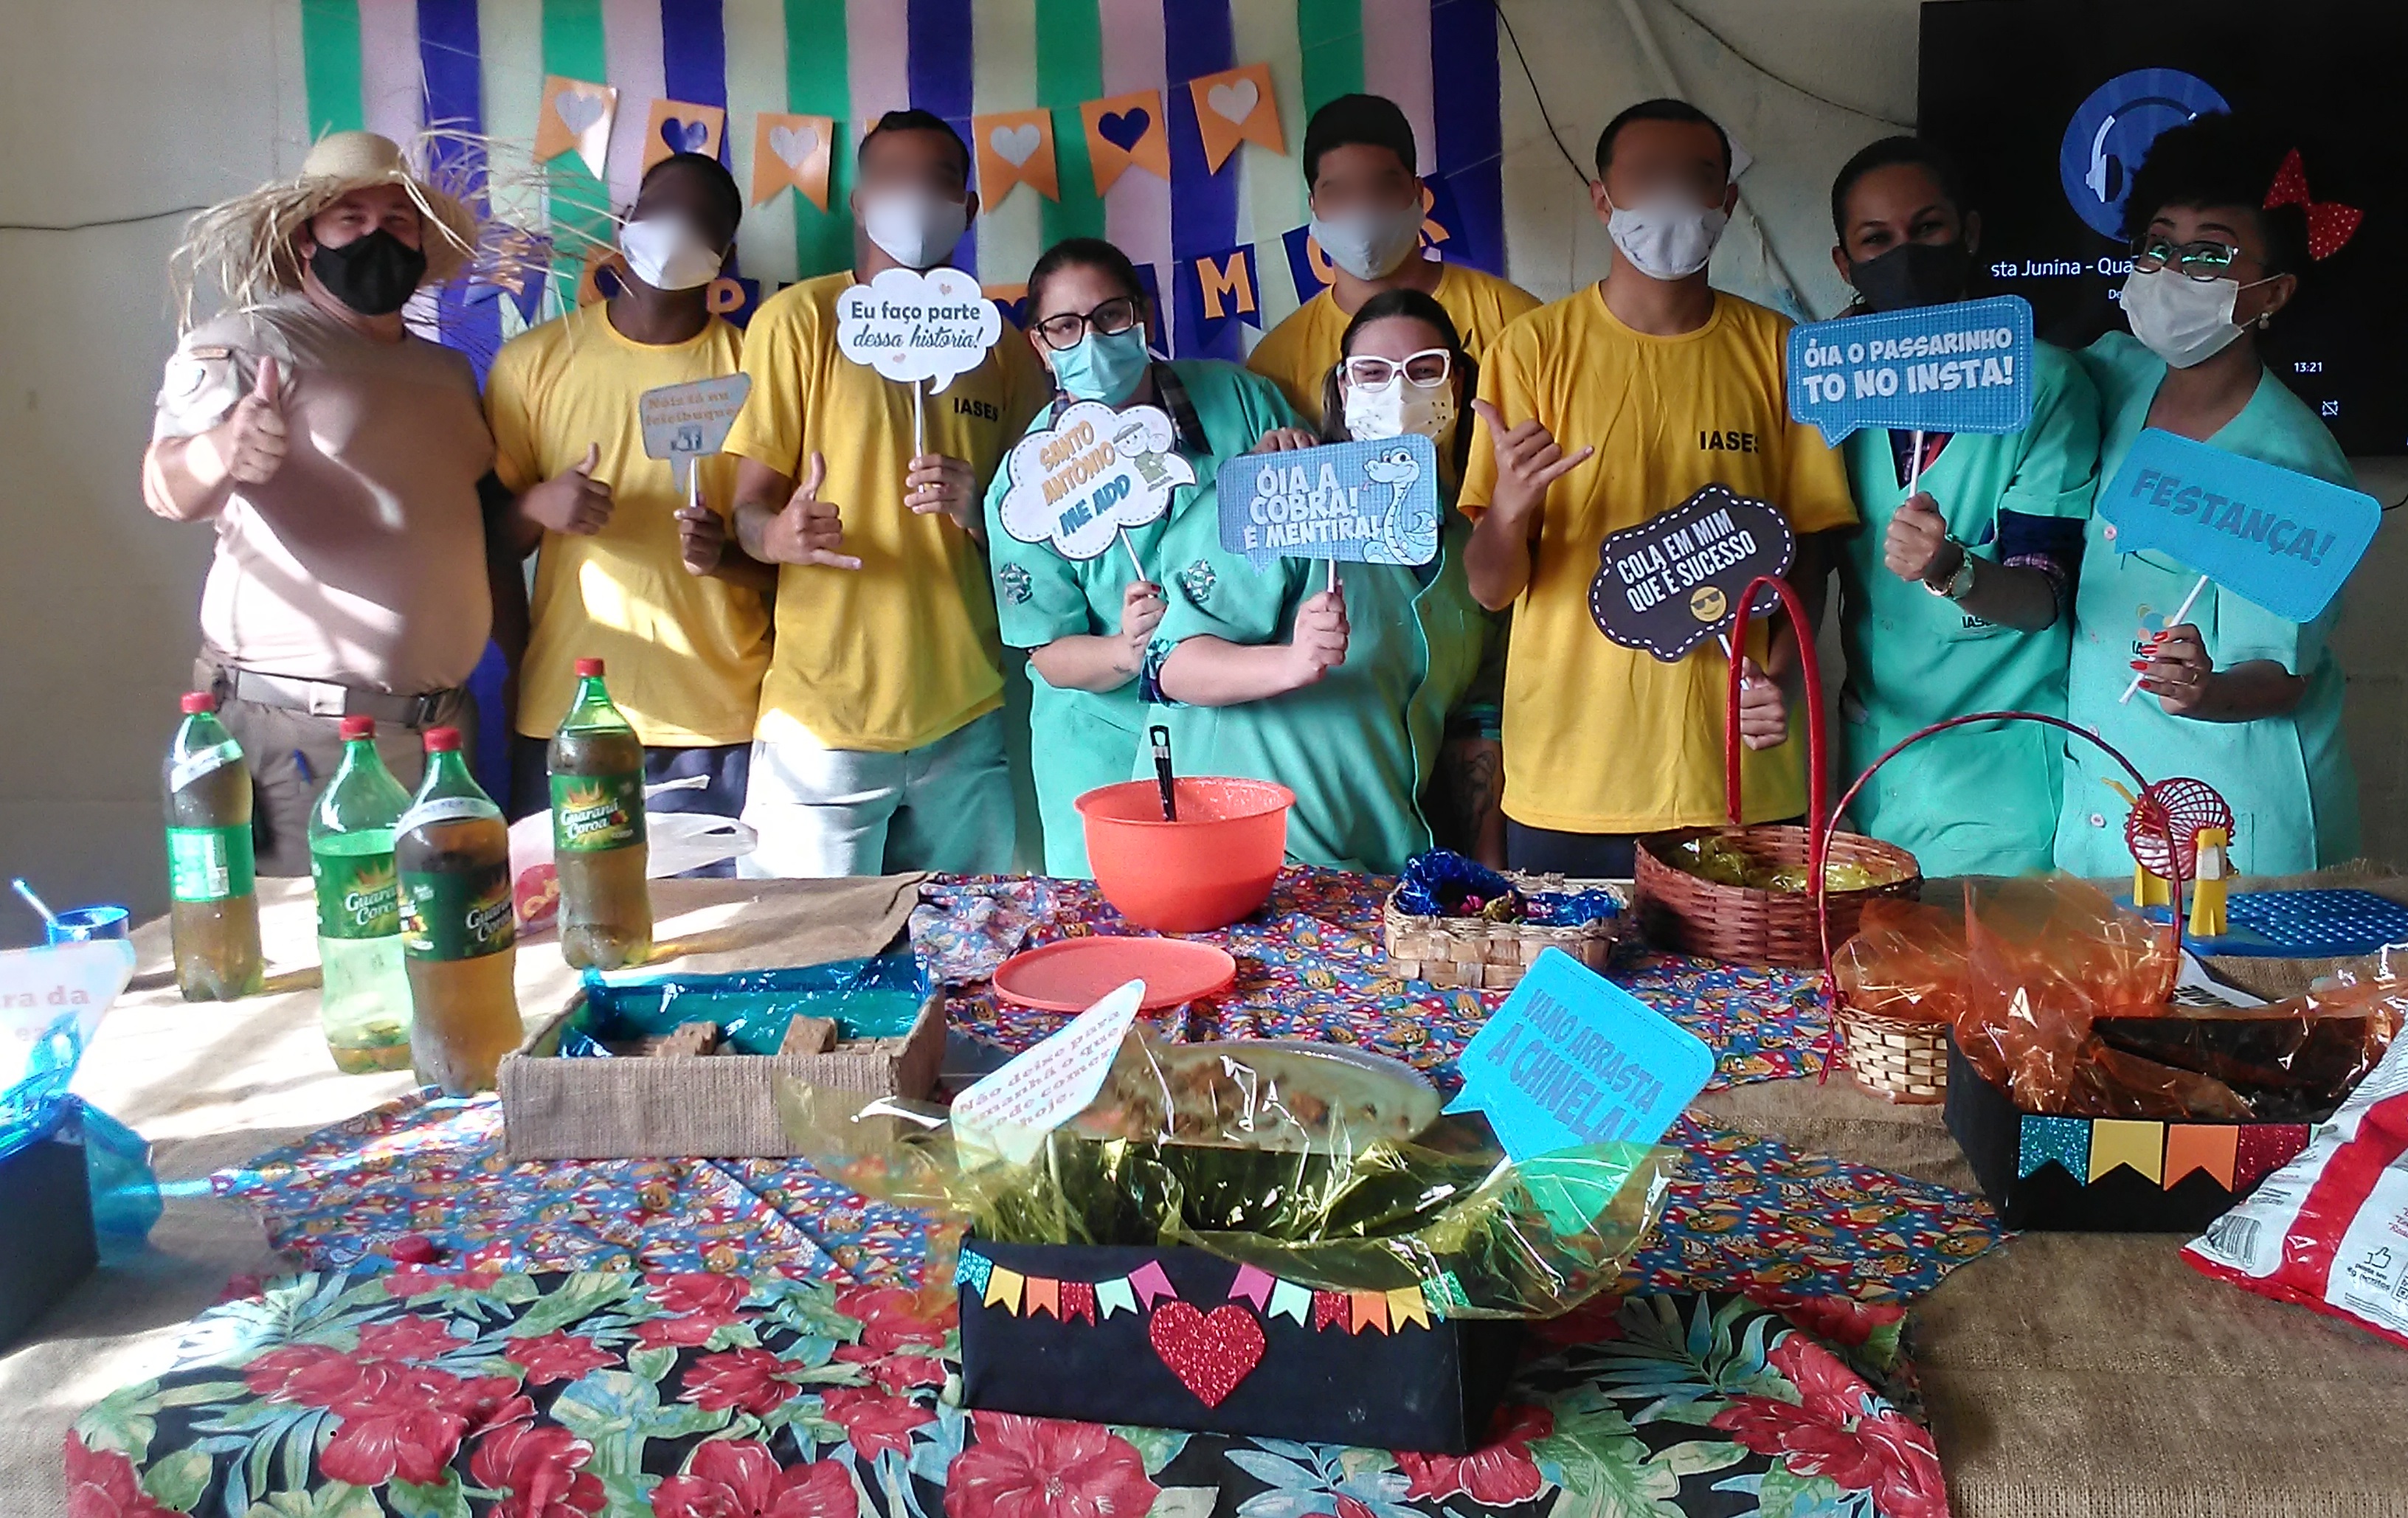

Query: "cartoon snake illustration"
left=1362, top=446, right=1428, bottom=564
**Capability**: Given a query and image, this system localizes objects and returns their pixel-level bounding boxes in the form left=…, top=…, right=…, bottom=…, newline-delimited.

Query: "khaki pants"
left=196, top=659, right=478, bottom=877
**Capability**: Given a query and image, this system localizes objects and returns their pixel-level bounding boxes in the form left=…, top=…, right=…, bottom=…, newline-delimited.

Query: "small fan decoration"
left=2123, top=775, right=2235, bottom=882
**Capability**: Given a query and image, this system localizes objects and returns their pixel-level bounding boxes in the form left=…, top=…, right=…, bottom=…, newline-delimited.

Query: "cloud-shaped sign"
left=998, top=401, right=1195, bottom=561
left=834, top=265, right=1002, bottom=395
left=1786, top=294, right=2035, bottom=445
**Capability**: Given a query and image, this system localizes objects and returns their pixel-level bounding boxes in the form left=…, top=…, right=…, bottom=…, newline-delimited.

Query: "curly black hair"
left=2122, top=112, right=2310, bottom=276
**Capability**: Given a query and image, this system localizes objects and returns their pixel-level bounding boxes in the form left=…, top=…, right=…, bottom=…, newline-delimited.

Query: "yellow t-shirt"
left=726, top=271, right=1048, bottom=752
left=1247, top=261, right=1543, bottom=426
left=1460, top=288, right=1858, bottom=833
left=485, top=304, right=769, bottom=746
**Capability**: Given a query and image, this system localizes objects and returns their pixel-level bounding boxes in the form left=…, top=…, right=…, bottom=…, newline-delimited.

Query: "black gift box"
left=958, top=1239, right=1522, bottom=1452
left=0, top=1120, right=96, bottom=1348
left=1942, top=1033, right=2313, bottom=1232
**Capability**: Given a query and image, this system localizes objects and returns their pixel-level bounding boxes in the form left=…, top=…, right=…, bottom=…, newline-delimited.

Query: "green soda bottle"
left=549, top=658, right=651, bottom=970
left=164, top=691, right=264, bottom=1001
left=308, top=715, right=414, bottom=1073
left=395, top=727, right=521, bottom=1095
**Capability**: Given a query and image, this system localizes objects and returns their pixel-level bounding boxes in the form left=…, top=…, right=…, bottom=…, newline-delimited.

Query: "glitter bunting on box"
left=957, top=1246, right=1453, bottom=1331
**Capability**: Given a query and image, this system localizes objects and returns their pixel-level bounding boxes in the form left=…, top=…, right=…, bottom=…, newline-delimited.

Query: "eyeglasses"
left=1033, top=297, right=1141, bottom=350
left=2128, top=234, right=2249, bottom=282
left=1342, top=348, right=1453, bottom=389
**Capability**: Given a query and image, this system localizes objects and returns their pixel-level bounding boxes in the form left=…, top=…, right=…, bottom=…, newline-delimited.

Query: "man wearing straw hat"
left=142, top=131, right=506, bottom=875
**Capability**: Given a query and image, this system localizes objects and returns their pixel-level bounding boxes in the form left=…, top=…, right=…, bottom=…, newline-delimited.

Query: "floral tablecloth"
left=69, top=1268, right=1947, bottom=1518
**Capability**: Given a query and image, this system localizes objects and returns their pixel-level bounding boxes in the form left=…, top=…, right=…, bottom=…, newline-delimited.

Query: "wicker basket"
left=1832, top=1005, right=1950, bottom=1104
left=1383, top=873, right=1627, bottom=990
left=1633, top=826, right=1921, bottom=969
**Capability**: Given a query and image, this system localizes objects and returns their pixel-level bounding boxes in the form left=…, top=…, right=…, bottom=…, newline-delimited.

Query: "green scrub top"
left=983, top=360, right=1298, bottom=876
left=1835, top=340, right=2101, bottom=877
left=1145, top=499, right=1490, bottom=876
left=2053, top=333, right=2360, bottom=878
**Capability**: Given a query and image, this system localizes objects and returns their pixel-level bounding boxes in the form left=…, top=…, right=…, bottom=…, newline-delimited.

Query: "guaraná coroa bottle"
left=395, top=726, right=519, bottom=1095
left=308, top=714, right=413, bottom=1072
left=548, top=657, right=651, bottom=969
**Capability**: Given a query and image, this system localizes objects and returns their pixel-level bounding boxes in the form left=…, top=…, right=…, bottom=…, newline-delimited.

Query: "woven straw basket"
left=1633, top=825, right=1921, bottom=970
left=1833, top=1005, right=1950, bottom=1104
left=1383, top=873, right=1627, bottom=990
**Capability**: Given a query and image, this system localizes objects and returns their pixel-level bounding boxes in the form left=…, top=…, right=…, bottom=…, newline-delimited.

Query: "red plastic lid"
left=992, top=937, right=1238, bottom=1013
left=575, top=657, right=606, bottom=677
left=423, top=726, right=463, bottom=752
left=179, top=691, right=216, bottom=715
left=339, top=715, right=377, bottom=741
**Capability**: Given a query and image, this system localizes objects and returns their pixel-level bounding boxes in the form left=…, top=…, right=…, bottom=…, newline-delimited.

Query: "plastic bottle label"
left=170, top=739, right=243, bottom=794
left=398, top=863, right=517, bottom=960
left=167, top=825, right=256, bottom=903
left=313, top=851, right=401, bottom=940
left=398, top=797, right=493, bottom=834
left=551, top=771, right=647, bottom=853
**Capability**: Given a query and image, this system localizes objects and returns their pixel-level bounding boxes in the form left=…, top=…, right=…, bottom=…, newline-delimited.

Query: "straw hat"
left=173, top=131, right=485, bottom=323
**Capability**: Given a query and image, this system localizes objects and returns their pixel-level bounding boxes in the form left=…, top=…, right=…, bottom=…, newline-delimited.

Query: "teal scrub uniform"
left=1146, top=499, right=1490, bottom=876
left=983, top=361, right=1298, bottom=876
left=2053, top=333, right=2360, bottom=878
left=1835, top=341, right=2101, bottom=877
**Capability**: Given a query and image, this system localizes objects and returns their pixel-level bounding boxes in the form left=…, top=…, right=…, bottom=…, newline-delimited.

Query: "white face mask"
left=2121, top=266, right=2262, bottom=369
left=1343, top=374, right=1457, bottom=443
left=1309, top=204, right=1425, bottom=282
left=617, top=213, right=723, bottom=291
left=1603, top=192, right=1729, bottom=281
left=860, top=187, right=969, bottom=271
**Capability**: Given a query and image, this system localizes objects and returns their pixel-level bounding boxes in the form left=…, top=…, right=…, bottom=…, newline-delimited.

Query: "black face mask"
left=1848, top=240, right=1972, bottom=313
left=308, top=228, right=429, bottom=316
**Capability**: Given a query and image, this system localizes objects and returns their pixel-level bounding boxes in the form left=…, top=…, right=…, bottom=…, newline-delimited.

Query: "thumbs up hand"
left=522, top=441, right=616, bottom=536
left=759, top=452, right=861, bottom=569
left=223, top=355, right=289, bottom=485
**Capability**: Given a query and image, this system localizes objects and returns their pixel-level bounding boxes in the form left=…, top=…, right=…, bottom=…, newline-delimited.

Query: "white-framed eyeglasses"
left=1342, top=348, right=1453, bottom=389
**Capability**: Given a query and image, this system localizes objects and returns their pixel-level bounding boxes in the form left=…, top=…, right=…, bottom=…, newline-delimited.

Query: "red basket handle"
left=1722, top=575, right=1830, bottom=880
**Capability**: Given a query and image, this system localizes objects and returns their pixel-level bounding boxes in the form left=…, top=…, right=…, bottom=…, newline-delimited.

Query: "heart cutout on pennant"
left=1097, top=108, right=1152, bottom=152
left=991, top=122, right=1044, bottom=167
left=1205, top=79, right=1259, bottom=125
left=1147, top=1301, right=1266, bottom=1409
left=769, top=122, right=822, bottom=170
left=661, top=117, right=710, bottom=154
left=555, top=89, right=606, bottom=136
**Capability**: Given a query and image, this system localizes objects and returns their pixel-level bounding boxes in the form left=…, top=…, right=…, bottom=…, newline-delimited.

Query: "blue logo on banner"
left=1788, top=295, right=2036, bottom=445
left=1445, top=949, right=1712, bottom=1165
left=2059, top=69, right=2229, bottom=240
left=2098, top=429, right=2380, bottom=623
left=1217, top=433, right=1442, bottom=568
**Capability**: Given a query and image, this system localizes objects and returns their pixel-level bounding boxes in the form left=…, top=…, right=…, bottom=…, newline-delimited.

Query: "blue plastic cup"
left=46, top=907, right=131, bottom=944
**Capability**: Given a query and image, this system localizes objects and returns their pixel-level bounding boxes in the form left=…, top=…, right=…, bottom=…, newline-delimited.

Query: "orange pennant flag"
left=536, top=76, right=617, bottom=179
left=1023, top=1275, right=1061, bottom=1319
left=1189, top=63, right=1283, bottom=173
left=1079, top=89, right=1171, bottom=195
left=1347, top=1290, right=1390, bottom=1334
left=2163, top=1125, right=2240, bottom=1191
left=643, top=100, right=727, bottom=175
left=753, top=112, right=835, bottom=210
left=974, top=109, right=1060, bottom=208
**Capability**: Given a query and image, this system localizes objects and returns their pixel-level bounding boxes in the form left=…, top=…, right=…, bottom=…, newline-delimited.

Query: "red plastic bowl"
left=1076, top=777, right=1294, bottom=932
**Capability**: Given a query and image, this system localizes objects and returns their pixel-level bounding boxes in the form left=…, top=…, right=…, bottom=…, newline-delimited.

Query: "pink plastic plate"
left=990, top=936, right=1239, bottom=1012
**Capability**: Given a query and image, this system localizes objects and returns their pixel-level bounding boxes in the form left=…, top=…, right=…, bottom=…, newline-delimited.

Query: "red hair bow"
left=2264, top=149, right=2362, bottom=261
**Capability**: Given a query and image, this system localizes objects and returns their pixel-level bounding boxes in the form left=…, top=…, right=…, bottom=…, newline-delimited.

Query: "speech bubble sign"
left=997, top=401, right=1197, bottom=561
left=2097, top=429, right=2381, bottom=624
left=639, top=372, right=752, bottom=488
left=0, top=940, right=137, bottom=1113
left=1588, top=485, right=1796, bottom=662
left=1443, top=948, right=1711, bottom=1228
left=952, top=979, right=1145, bottom=1164
left=834, top=265, right=1003, bottom=395
left=1787, top=294, right=2035, bottom=445
left=1215, top=433, right=1442, bottom=569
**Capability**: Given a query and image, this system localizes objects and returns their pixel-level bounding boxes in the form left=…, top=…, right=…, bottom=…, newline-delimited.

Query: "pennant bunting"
left=1267, top=1279, right=1313, bottom=1325
left=1388, top=1286, right=1430, bottom=1331
left=1228, top=1263, right=1276, bottom=1311
left=1348, top=1290, right=1390, bottom=1335
left=2163, top=1124, right=2241, bottom=1191
left=983, top=283, right=1031, bottom=331
left=2017, top=1114, right=2091, bottom=1180
left=753, top=112, right=835, bottom=210
left=1312, top=1289, right=1348, bottom=1332
left=2234, top=1124, right=2312, bottom=1192
left=644, top=98, right=727, bottom=174
left=1128, top=1260, right=1177, bottom=1308
left=1078, top=89, right=1171, bottom=195
left=973, top=108, right=1060, bottom=208
left=1023, top=1275, right=1060, bottom=1319
left=1188, top=62, right=1284, bottom=173
left=1059, top=1279, right=1096, bottom=1323
left=2088, top=1120, right=2166, bottom=1185
left=1178, top=243, right=1263, bottom=353
left=536, top=76, right=617, bottom=179
left=1421, top=1272, right=1468, bottom=1320
left=957, top=1250, right=993, bottom=1295
left=985, top=1265, right=1025, bottom=1312
left=1281, top=223, right=1335, bottom=299
left=1096, top=1275, right=1138, bottom=1319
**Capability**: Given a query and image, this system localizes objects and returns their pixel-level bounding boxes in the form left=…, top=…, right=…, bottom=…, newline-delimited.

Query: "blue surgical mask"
left=1049, top=327, right=1152, bottom=404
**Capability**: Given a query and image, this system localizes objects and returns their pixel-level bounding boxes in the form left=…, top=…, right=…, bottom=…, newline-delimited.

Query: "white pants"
left=740, top=710, right=1016, bottom=878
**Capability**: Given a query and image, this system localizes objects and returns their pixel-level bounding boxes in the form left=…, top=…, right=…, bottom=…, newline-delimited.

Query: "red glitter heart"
left=1146, top=1301, right=1265, bottom=1408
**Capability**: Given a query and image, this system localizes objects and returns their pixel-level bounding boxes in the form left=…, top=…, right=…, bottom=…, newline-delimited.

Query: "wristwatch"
left=1925, top=540, right=1976, bottom=602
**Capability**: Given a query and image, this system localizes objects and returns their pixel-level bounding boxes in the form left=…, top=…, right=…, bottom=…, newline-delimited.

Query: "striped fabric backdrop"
left=290, top=0, right=1506, bottom=367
